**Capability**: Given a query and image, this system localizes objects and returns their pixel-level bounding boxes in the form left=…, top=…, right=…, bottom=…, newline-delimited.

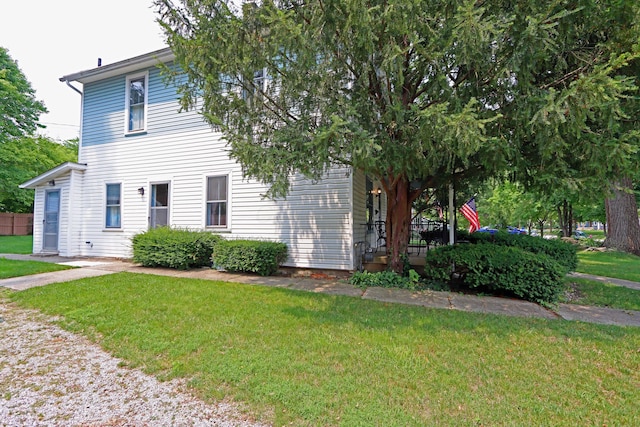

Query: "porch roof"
left=19, top=162, right=88, bottom=189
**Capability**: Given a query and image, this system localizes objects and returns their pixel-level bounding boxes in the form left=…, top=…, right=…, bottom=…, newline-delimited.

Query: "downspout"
left=61, top=79, right=84, bottom=256
left=64, top=80, right=83, bottom=96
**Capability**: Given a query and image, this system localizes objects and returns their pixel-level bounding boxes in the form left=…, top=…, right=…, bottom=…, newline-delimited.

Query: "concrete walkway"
left=2, top=254, right=640, bottom=327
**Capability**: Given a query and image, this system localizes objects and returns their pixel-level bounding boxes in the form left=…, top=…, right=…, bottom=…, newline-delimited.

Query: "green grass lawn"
left=576, top=249, right=640, bottom=282
left=563, top=277, right=640, bottom=311
left=0, top=235, right=33, bottom=254
left=583, top=229, right=606, bottom=239
left=10, top=272, right=640, bottom=426
left=567, top=250, right=640, bottom=310
left=0, top=258, right=71, bottom=279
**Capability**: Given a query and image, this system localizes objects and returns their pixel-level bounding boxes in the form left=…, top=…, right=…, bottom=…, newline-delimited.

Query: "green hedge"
left=349, top=269, right=424, bottom=291
left=213, top=240, right=288, bottom=276
left=467, top=232, right=577, bottom=272
left=424, top=243, right=565, bottom=304
left=132, top=227, right=222, bottom=270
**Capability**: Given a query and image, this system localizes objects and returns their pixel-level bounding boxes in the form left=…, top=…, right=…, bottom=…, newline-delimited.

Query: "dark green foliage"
left=156, top=0, right=640, bottom=272
left=425, top=243, right=566, bottom=304
left=0, top=136, right=77, bottom=213
left=468, top=232, right=578, bottom=272
left=132, top=227, right=221, bottom=270
left=0, top=47, right=47, bottom=141
left=213, top=240, right=288, bottom=276
left=349, top=269, right=424, bottom=291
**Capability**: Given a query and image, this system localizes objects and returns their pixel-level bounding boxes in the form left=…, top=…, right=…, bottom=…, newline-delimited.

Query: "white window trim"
left=204, top=172, right=232, bottom=232
left=124, top=71, right=149, bottom=135
left=104, top=182, right=123, bottom=230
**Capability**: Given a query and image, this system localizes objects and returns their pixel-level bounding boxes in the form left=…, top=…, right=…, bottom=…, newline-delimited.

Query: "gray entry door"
left=150, top=183, right=169, bottom=228
left=43, top=189, right=60, bottom=251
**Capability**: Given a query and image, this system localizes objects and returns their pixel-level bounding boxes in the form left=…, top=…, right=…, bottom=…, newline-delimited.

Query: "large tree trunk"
left=385, top=177, right=412, bottom=273
left=604, top=177, right=640, bottom=255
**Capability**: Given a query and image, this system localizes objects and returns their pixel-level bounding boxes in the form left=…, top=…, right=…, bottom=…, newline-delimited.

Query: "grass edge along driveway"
left=0, top=257, right=72, bottom=279
left=10, top=272, right=640, bottom=426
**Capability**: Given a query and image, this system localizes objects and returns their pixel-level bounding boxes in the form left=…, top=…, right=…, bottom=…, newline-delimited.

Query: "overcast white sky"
left=1, top=0, right=167, bottom=141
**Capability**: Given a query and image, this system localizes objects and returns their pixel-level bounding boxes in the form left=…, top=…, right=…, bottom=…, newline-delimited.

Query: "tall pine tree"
left=156, top=0, right=640, bottom=270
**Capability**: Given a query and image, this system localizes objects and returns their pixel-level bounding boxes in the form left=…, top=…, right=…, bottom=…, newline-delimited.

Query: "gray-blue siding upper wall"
left=81, top=65, right=204, bottom=146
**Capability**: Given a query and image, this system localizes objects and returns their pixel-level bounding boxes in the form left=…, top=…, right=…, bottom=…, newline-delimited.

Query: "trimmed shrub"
left=350, top=269, right=423, bottom=291
left=468, top=231, right=577, bottom=272
left=424, top=243, right=565, bottom=304
left=132, top=227, right=222, bottom=270
left=213, top=240, right=288, bottom=276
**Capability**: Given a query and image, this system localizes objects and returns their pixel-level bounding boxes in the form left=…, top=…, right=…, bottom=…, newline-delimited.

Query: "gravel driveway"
left=0, top=298, right=268, bottom=427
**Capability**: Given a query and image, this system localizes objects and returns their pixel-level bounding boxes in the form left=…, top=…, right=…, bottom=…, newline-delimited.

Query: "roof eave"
left=59, top=47, right=175, bottom=84
left=20, top=162, right=88, bottom=189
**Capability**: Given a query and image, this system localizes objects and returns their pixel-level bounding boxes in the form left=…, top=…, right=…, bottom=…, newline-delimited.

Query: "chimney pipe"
left=98, top=58, right=102, bottom=67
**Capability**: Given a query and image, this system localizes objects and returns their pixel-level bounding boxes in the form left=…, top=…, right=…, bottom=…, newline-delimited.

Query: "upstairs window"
left=241, top=69, right=266, bottom=103
left=105, top=183, right=121, bottom=228
left=206, top=175, right=228, bottom=227
left=125, top=72, right=148, bottom=133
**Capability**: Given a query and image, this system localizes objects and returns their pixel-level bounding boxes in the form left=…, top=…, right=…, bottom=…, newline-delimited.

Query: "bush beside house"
left=467, top=231, right=578, bottom=272
left=132, top=227, right=221, bottom=270
left=213, top=240, right=288, bottom=276
left=424, top=243, right=566, bottom=304
left=353, top=233, right=575, bottom=305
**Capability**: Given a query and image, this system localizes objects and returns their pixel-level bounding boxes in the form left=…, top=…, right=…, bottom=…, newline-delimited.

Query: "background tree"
left=482, top=181, right=525, bottom=229
left=0, top=136, right=77, bottom=213
left=508, top=3, right=640, bottom=253
left=0, top=47, right=47, bottom=141
left=603, top=59, right=640, bottom=254
left=156, top=0, right=640, bottom=271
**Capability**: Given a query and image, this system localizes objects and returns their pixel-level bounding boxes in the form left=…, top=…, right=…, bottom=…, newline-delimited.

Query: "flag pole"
left=448, top=183, right=455, bottom=245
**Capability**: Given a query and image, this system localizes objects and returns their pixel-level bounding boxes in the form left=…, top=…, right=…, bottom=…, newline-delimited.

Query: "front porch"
left=362, top=251, right=428, bottom=274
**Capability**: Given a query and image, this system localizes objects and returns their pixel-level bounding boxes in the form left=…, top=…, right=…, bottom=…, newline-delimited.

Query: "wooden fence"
left=0, top=213, right=34, bottom=236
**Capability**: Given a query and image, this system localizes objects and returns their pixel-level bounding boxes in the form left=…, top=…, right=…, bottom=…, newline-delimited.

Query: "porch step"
left=363, top=253, right=427, bottom=273
left=33, top=252, right=60, bottom=257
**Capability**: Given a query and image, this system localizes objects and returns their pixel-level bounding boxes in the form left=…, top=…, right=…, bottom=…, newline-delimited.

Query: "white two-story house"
left=21, top=48, right=386, bottom=271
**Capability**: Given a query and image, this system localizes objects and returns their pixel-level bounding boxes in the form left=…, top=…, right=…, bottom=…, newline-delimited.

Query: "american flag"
left=460, top=197, right=480, bottom=233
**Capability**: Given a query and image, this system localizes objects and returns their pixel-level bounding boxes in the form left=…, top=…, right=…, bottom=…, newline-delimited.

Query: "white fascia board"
left=20, top=162, right=88, bottom=189
left=59, top=47, right=175, bottom=84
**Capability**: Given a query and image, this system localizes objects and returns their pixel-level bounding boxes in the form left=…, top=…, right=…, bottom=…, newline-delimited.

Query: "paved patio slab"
left=0, top=268, right=116, bottom=291
left=568, top=272, right=640, bottom=291
left=556, top=304, right=640, bottom=327
left=448, top=293, right=559, bottom=319
left=288, top=280, right=364, bottom=297
left=362, top=287, right=452, bottom=310
left=2, top=253, right=640, bottom=327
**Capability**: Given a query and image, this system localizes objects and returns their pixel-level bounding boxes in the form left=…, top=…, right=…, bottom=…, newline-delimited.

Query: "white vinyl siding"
left=30, top=172, right=82, bottom=257
left=72, top=62, right=358, bottom=270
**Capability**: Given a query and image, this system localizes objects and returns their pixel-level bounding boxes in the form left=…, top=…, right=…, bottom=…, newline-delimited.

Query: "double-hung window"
left=105, top=183, right=121, bottom=228
left=125, top=72, right=148, bottom=133
left=206, top=176, right=228, bottom=227
left=241, top=69, right=265, bottom=103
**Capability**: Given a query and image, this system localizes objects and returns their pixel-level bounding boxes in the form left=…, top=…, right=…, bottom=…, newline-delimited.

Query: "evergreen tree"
left=156, top=0, right=640, bottom=271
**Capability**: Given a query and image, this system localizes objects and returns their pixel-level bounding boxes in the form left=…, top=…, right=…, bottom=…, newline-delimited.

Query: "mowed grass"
left=0, top=258, right=71, bottom=279
left=568, top=250, right=640, bottom=310
left=0, top=235, right=33, bottom=254
left=563, top=277, right=640, bottom=311
left=11, top=272, right=640, bottom=426
left=576, top=249, right=640, bottom=282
